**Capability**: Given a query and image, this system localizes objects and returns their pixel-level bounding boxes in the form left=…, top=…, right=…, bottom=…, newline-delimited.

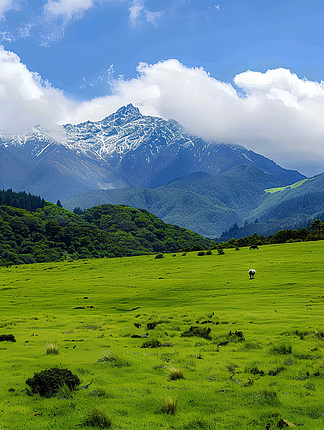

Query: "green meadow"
left=0, top=241, right=323, bottom=429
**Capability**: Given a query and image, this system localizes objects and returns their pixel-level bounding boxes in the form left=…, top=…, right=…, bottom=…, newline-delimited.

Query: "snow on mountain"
left=0, top=103, right=305, bottom=202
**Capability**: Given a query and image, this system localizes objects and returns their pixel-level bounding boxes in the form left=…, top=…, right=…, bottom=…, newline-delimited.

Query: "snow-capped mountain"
left=0, top=104, right=305, bottom=202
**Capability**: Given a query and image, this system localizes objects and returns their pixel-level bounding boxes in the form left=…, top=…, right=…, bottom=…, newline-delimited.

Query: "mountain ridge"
left=1, top=104, right=305, bottom=202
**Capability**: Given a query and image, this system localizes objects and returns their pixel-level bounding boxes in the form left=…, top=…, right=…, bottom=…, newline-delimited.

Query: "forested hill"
left=0, top=189, right=45, bottom=211
left=0, top=199, right=214, bottom=266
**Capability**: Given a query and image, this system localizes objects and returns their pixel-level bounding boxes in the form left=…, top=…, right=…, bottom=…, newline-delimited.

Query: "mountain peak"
left=116, top=103, right=141, bottom=117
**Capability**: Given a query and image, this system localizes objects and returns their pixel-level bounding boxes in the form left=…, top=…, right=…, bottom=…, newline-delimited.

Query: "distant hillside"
left=218, top=172, right=324, bottom=240
left=62, top=165, right=324, bottom=238
left=0, top=200, right=214, bottom=266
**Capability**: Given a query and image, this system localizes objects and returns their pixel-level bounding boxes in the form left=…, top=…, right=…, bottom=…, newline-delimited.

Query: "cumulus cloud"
left=0, top=46, right=74, bottom=134
left=74, top=60, right=324, bottom=175
left=0, top=49, right=323, bottom=176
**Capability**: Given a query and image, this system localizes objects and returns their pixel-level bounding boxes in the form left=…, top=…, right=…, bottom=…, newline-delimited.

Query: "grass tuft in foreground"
left=158, top=396, right=178, bottom=414
left=83, top=405, right=112, bottom=428
left=169, top=367, right=184, bottom=380
left=45, top=342, right=59, bottom=355
left=97, top=349, right=130, bottom=367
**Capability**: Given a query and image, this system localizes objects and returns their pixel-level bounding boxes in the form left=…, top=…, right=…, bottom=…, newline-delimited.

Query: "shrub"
left=245, top=364, right=265, bottom=376
left=270, top=343, right=292, bottom=355
left=181, top=326, right=212, bottom=340
left=45, top=342, right=59, bottom=355
left=197, top=251, right=205, bottom=256
left=206, top=250, right=212, bottom=255
left=158, top=396, right=178, bottom=414
left=83, top=405, right=112, bottom=428
left=141, top=339, right=162, bottom=348
left=0, top=334, right=16, bottom=342
left=155, top=253, right=164, bottom=259
left=26, top=367, right=80, bottom=397
left=191, top=245, right=204, bottom=252
left=268, top=366, right=285, bottom=376
left=227, top=330, right=245, bottom=342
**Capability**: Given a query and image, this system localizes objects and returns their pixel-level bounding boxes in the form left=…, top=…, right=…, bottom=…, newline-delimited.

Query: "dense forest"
left=0, top=190, right=214, bottom=266
left=219, top=218, right=324, bottom=249
left=0, top=189, right=323, bottom=266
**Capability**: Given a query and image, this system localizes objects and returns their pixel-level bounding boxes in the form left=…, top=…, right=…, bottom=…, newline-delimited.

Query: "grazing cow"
left=249, top=245, right=259, bottom=250
left=249, top=269, right=256, bottom=279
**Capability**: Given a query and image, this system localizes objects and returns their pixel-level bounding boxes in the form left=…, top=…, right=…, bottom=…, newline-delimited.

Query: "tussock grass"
left=97, top=349, right=130, bottom=367
left=169, top=367, right=184, bottom=380
left=158, top=396, right=178, bottom=414
left=45, top=342, right=59, bottom=355
left=83, top=405, right=112, bottom=428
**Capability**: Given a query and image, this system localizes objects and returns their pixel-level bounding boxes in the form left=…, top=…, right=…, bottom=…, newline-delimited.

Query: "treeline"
left=0, top=189, right=45, bottom=211
left=0, top=201, right=214, bottom=266
left=218, top=219, right=324, bottom=249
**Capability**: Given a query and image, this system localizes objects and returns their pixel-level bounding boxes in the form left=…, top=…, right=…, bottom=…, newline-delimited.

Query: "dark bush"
left=0, top=334, right=16, bottom=342
left=181, top=326, right=212, bottom=340
left=191, top=245, right=204, bottom=251
left=26, top=367, right=81, bottom=397
left=270, top=343, right=292, bottom=355
left=227, top=330, right=245, bottom=342
left=147, top=322, right=158, bottom=330
left=197, top=251, right=206, bottom=256
left=155, top=253, right=164, bottom=259
left=141, top=339, right=162, bottom=348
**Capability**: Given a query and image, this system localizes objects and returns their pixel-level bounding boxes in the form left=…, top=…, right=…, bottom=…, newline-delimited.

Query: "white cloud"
left=0, top=50, right=323, bottom=176
left=0, top=0, right=18, bottom=18
left=0, top=46, right=74, bottom=134
left=129, top=0, right=143, bottom=27
left=129, top=0, right=163, bottom=28
left=73, top=60, right=324, bottom=176
left=44, top=0, right=95, bottom=19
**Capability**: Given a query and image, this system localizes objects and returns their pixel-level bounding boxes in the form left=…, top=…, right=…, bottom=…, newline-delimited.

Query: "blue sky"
left=0, top=0, right=324, bottom=176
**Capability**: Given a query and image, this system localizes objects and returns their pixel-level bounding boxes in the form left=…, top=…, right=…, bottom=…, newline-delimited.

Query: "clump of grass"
left=226, top=330, right=245, bottom=342
left=83, top=405, right=112, bottom=428
left=270, top=343, right=292, bottom=355
left=245, top=364, right=265, bottom=376
left=158, top=396, right=178, bottom=414
left=268, top=366, right=285, bottom=376
left=181, top=326, right=212, bottom=340
left=141, top=339, right=162, bottom=348
left=45, top=342, right=59, bottom=355
left=314, top=329, right=324, bottom=340
left=169, top=367, right=184, bottom=381
left=56, top=383, right=74, bottom=400
left=97, top=350, right=130, bottom=367
left=183, top=417, right=212, bottom=429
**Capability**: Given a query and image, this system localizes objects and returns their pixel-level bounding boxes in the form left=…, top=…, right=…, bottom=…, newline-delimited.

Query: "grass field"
left=0, top=241, right=323, bottom=429
left=264, top=178, right=313, bottom=193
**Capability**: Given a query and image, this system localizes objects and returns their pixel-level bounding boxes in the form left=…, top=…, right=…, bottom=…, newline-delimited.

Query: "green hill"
left=0, top=192, right=215, bottom=266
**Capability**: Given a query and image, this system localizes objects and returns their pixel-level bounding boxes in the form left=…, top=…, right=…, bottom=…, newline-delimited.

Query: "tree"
left=56, top=200, right=62, bottom=208
left=310, top=219, right=324, bottom=239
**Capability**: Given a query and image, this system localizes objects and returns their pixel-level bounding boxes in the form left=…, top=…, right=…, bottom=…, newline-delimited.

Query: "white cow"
left=249, top=269, right=256, bottom=279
